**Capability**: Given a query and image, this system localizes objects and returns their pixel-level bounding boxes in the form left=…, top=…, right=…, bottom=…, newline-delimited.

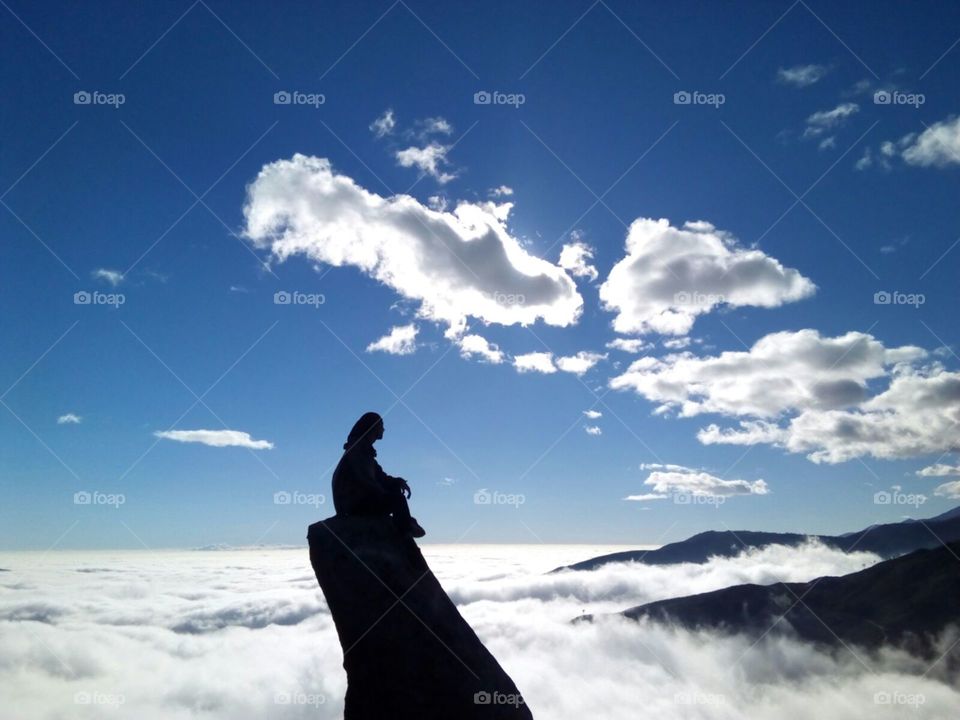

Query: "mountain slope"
left=554, top=506, right=960, bottom=571
left=594, top=542, right=960, bottom=658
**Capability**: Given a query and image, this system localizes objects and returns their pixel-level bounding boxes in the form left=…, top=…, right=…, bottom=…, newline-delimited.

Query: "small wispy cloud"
left=662, top=337, right=691, bottom=350
left=934, top=480, right=960, bottom=499
left=395, top=143, right=456, bottom=183
left=57, top=413, right=82, bottom=425
left=623, top=492, right=669, bottom=501
left=418, top=116, right=453, bottom=137
left=154, top=429, right=274, bottom=449
left=777, top=64, right=829, bottom=87
left=92, top=268, right=124, bottom=286
left=917, top=463, right=960, bottom=477
left=584, top=425, right=602, bottom=436
left=366, top=324, right=418, bottom=355
left=606, top=338, right=652, bottom=354
left=803, top=103, right=859, bottom=138
left=369, top=109, right=396, bottom=138
left=879, top=236, right=910, bottom=254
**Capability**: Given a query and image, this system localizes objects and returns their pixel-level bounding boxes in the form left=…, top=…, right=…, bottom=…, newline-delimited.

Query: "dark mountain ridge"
left=579, top=542, right=960, bottom=662
left=554, top=505, right=960, bottom=572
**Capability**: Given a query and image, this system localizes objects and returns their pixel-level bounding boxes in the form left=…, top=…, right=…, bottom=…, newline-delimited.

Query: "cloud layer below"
left=1, top=543, right=954, bottom=719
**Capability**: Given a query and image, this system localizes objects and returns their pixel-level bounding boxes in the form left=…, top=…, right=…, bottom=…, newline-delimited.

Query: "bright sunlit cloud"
left=153, top=429, right=275, bottom=450
left=599, top=218, right=815, bottom=336
left=242, top=155, right=582, bottom=336
left=366, top=324, right=419, bottom=355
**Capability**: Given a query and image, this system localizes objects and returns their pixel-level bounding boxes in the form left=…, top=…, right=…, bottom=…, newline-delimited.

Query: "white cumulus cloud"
left=558, top=240, right=599, bottom=282
left=900, top=115, right=960, bottom=167
left=599, top=218, right=815, bottom=336
left=859, top=117, right=960, bottom=170
left=242, top=155, right=582, bottom=335
left=457, top=334, right=504, bottom=364
left=934, top=480, right=960, bottom=499
left=917, top=463, right=960, bottom=477
left=556, top=351, right=606, bottom=376
left=611, top=329, right=923, bottom=418
left=56, top=413, right=82, bottom=425
left=514, top=352, right=556, bottom=374
left=366, top=324, right=418, bottom=355
left=612, top=328, right=960, bottom=464
left=626, top=464, right=768, bottom=501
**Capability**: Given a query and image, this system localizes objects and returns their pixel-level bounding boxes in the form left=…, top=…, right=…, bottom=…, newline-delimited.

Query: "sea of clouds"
left=0, top=542, right=956, bottom=719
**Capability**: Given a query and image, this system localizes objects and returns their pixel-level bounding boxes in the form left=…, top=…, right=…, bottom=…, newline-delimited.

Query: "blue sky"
left=2, top=0, right=959, bottom=548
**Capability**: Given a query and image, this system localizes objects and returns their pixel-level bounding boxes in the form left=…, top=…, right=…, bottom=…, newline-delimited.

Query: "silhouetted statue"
left=310, top=411, right=532, bottom=718
left=333, top=412, right=426, bottom=538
